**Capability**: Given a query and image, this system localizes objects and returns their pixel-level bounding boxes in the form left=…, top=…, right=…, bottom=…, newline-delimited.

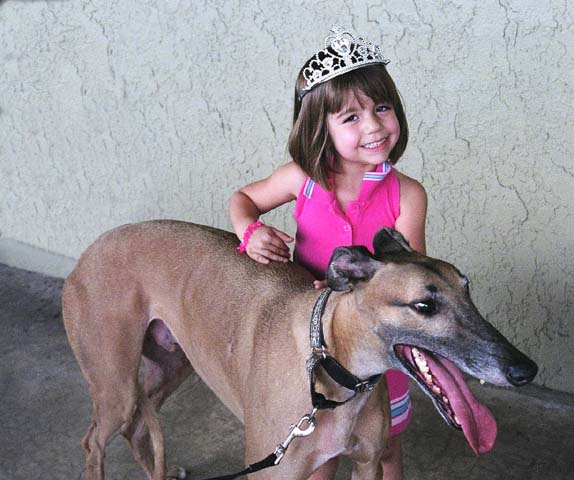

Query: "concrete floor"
left=1, top=262, right=574, bottom=480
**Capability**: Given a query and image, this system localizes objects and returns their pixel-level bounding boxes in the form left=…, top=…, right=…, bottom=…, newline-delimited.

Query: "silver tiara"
left=300, top=26, right=390, bottom=99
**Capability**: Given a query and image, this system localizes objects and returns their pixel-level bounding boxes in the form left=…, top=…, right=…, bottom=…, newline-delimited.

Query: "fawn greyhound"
left=62, top=220, right=537, bottom=479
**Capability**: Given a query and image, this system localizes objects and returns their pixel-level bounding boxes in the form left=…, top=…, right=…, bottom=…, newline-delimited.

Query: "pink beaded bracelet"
left=236, top=220, right=265, bottom=253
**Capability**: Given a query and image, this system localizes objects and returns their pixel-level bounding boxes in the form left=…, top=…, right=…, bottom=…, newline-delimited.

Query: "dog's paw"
left=166, top=465, right=187, bottom=479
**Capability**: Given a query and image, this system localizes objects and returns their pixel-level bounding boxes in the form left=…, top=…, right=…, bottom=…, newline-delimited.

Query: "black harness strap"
left=309, top=352, right=382, bottom=410
left=321, top=355, right=381, bottom=391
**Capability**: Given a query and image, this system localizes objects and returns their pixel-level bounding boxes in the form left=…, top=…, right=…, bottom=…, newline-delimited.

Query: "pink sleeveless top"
left=294, top=162, right=399, bottom=278
left=293, top=162, right=412, bottom=436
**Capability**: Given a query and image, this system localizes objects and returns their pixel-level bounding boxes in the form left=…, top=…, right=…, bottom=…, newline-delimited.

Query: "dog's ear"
left=326, top=246, right=379, bottom=291
left=373, top=228, right=412, bottom=258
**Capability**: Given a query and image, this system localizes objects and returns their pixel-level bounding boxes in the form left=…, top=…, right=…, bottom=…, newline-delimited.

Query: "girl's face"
left=326, top=91, right=400, bottom=169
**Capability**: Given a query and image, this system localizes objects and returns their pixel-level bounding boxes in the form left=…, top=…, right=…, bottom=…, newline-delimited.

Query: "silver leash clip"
left=273, top=409, right=318, bottom=465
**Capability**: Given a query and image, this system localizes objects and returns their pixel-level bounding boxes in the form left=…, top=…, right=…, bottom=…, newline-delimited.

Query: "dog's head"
left=325, top=228, right=538, bottom=455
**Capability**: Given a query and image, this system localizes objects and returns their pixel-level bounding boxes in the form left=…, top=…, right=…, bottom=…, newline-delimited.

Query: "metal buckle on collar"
left=355, top=380, right=376, bottom=393
left=306, top=346, right=327, bottom=377
left=313, top=346, right=327, bottom=359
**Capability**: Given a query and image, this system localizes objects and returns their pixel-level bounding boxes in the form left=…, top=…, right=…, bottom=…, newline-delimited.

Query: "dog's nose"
left=506, top=360, right=538, bottom=386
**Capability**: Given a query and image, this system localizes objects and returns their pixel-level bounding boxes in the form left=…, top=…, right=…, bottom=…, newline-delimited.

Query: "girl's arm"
left=229, top=162, right=307, bottom=264
left=394, top=171, right=428, bottom=255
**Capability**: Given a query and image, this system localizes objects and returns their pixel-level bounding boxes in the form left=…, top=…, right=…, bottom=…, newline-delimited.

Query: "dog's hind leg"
left=63, top=276, right=156, bottom=480
left=79, top=326, right=170, bottom=480
left=74, top=327, right=146, bottom=480
left=120, top=387, right=169, bottom=480
left=121, top=319, right=193, bottom=479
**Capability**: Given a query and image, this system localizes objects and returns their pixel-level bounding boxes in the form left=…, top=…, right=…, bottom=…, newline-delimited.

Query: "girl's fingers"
left=247, top=244, right=290, bottom=263
left=273, top=229, right=295, bottom=243
left=261, top=233, right=291, bottom=256
left=250, top=226, right=292, bottom=249
left=245, top=226, right=292, bottom=263
left=246, top=249, right=270, bottom=264
left=250, top=250, right=288, bottom=264
left=267, top=240, right=291, bottom=256
left=265, top=251, right=290, bottom=263
left=262, top=241, right=290, bottom=260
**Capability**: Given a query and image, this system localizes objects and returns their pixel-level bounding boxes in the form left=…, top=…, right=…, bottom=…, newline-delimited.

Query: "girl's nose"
left=364, top=113, right=382, bottom=133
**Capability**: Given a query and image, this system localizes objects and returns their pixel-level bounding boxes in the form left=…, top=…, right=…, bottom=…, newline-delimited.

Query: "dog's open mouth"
left=394, top=344, right=497, bottom=455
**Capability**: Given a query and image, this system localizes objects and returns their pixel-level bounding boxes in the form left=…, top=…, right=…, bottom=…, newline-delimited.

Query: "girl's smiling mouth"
left=361, top=138, right=388, bottom=150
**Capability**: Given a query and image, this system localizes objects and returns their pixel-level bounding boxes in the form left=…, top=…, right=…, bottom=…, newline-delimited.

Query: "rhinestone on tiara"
left=299, top=26, right=390, bottom=99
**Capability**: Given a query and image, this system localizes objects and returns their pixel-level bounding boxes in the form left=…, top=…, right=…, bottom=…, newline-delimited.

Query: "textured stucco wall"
left=1, top=1, right=573, bottom=393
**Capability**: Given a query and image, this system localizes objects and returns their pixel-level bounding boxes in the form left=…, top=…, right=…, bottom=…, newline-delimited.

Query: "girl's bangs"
left=323, top=65, right=396, bottom=113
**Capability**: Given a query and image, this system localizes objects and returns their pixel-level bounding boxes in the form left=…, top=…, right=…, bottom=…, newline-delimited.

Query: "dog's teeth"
left=480, top=379, right=486, bottom=385
left=411, top=347, right=420, bottom=357
left=454, top=415, right=461, bottom=425
left=415, top=356, right=428, bottom=371
left=424, top=373, right=433, bottom=383
left=416, top=357, right=430, bottom=373
left=442, top=396, right=449, bottom=404
left=432, top=385, right=441, bottom=394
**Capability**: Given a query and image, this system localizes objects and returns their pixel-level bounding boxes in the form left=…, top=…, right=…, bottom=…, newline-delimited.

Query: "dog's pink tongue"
left=424, top=354, right=497, bottom=455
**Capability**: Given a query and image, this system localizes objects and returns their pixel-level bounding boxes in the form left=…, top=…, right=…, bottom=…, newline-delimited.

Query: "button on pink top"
left=293, top=161, right=412, bottom=436
left=293, top=162, right=399, bottom=278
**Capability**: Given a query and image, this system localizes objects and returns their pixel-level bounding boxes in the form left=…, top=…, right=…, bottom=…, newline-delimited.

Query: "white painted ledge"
left=0, top=238, right=77, bottom=279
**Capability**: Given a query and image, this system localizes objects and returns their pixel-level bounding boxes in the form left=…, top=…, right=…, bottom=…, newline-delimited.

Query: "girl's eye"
left=343, top=114, right=358, bottom=123
left=376, top=105, right=392, bottom=113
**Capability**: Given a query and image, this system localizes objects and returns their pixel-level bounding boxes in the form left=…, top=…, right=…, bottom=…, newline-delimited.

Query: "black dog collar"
left=307, top=288, right=382, bottom=410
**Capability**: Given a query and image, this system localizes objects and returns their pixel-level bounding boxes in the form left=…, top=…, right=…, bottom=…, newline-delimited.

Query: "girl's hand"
left=313, top=280, right=327, bottom=289
left=245, top=225, right=293, bottom=264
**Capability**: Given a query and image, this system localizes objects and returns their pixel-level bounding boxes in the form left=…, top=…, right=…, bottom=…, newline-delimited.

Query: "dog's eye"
left=412, top=300, right=437, bottom=315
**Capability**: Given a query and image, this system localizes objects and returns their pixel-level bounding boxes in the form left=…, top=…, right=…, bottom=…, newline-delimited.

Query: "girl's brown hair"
left=288, top=64, right=409, bottom=190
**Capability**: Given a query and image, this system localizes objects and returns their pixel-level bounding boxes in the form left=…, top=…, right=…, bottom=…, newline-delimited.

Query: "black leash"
left=197, top=288, right=381, bottom=480
left=198, top=412, right=317, bottom=480
left=199, top=454, right=277, bottom=480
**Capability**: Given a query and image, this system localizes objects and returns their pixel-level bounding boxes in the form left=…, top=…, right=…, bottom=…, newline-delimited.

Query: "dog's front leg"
left=243, top=432, right=321, bottom=480
left=346, top=381, right=390, bottom=480
left=243, top=415, right=344, bottom=480
left=351, top=460, right=383, bottom=480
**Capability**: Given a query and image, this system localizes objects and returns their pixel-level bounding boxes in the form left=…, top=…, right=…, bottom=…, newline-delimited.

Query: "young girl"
left=229, top=26, right=427, bottom=480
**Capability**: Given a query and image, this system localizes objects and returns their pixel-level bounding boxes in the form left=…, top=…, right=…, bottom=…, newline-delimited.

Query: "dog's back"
left=62, top=220, right=316, bottom=417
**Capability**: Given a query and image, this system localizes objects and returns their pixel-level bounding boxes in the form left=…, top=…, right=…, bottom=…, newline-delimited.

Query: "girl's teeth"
left=363, top=140, right=384, bottom=148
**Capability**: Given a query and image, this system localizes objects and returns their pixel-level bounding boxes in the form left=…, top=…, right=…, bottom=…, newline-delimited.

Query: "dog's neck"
left=317, top=290, right=387, bottom=388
